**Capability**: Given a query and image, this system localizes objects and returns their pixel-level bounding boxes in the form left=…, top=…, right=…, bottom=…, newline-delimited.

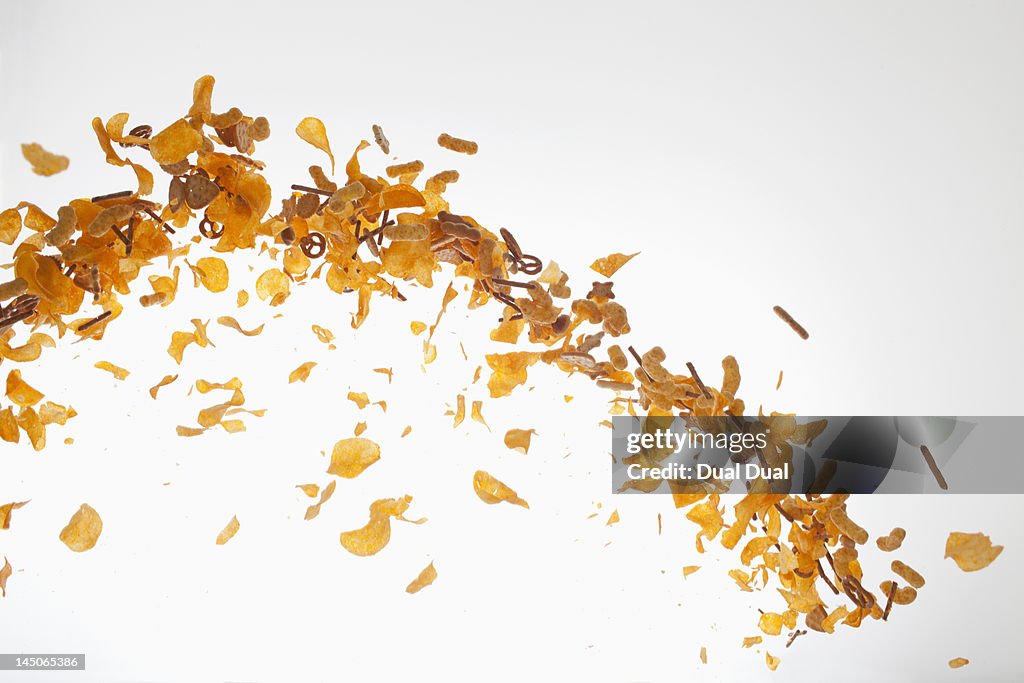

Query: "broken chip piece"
left=405, top=561, right=438, bottom=594
left=59, top=503, right=103, bottom=552
left=945, top=532, right=1003, bottom=572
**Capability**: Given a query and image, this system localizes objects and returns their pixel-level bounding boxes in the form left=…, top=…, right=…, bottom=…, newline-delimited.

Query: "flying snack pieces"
left=0, top=75, right=986, bottom=647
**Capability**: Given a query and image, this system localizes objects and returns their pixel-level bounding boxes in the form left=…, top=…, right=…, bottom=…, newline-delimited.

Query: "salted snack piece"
left=59, top=503, right=103, bottom=552
left=948, top=658, right=969, bottom=669
left=95, top=361, right=129, bottom=380
left=590, top=252, right=638, bottom=277
left=216, top=516, right=240, bottom=545
left=945, top=532, right=1003, bottom=572
left=45, top=205, right=78, bottom=247
left=327, top=438, right=380, bottom=479
left=0, top=501, right=29, bottom=530
left=472, top=470, right=529, bottom=508
left=405, top=562, right=438, bottom=594
left=371, top=124, right=389, bottom=154
left=148, top=374, right=178, bottom=399
left=339, top=495, right=417, bottom=557
left=385, top=160, right=424, bottom=178
left=876, top=527, right=906, bottom=552
left=295, top=117, right=335, bottom=172
left=504, top=428, right=536, bottom=454
left=21, top=143, right=69, bottom=176
left=437, top=133, right=478, bottom=155
left=288, top=361, right=316, bottom=383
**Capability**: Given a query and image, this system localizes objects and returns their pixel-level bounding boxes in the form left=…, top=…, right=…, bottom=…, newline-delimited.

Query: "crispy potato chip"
left=149, top=119, right=203, bottom=165
left=217, top=316, right=264, bottom=337
left=21, top=143, right=69, bottom=176
left=339, top=495, right=416, bottom=557
left=167, top=331, right=196, bottom=364
left=95, top=361, right=129, bottom=380
left=470, top=400, right=488, bottom=428
left=948, top=658, right=969, bottom=669
left=0, top=556, right=10, bottom=596
left=348, top=391, right=370, bottom=409
left=176, top=426, right=207, bottom=437
left=401, top=425, right=412, bottom=438
left=590, top=252, right=638, bottom=277
left=297, top=484, right=319, bottom=498
left=945, top=532, right=1003, bottom=572
left=485, top=352, right=541, bottom=398
left=766, top=653, right=781, bottom=671
left=296, top=117, right=335, bottom=173
left=288, top=361, right=316, bottom=384
left=504, top=428, right=536, bottom=454
left=59, top=503, right=102, bottom=552
left=6, top=370, right=44, bottom=408
left=683, top=565, right=701, bottom=578
left=410, top=321, right=427, bottom=335
left=0, top=500, right=29, bottom=530
left=312, top=324, right=335, bottom=344
left=216, top=516, right=240, bottom=545
left=473, top=470, right=528, bottom=508
left=452, top=394, right=465, bottom=427
left=606, top=510, right=620, bottom=526
left=237, top=290, right=249, bottom=307
left=256, top=268, right=290, bottom=303
left=327, top=437, right=380, bottom=479
left=195, top=257, right=229, bottom=292
left=406, top=561, right=438, bottom=594
left=305, top=480, right=336, bottom=520
left=147, top=374, right=178, bottom=400
left=699, top=647, right=707, bottom=665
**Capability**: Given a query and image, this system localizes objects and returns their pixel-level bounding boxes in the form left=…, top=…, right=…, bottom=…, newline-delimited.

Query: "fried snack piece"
left=59, top=503, right=103, bottom=552
left=21, top=143, right=69, bottom=176
left=589, top=252, right=638, bottom=277
left=0, top=557, right=10, bottom=596
left=0, top=500, right=29, bottom=530
left=305, top=481, right=336, bottom=521
left=437, top=133, right=478, bottom=155
left=504, top=428, right=536, bottom=454
left=405, top=561, right=438, bottom=594
left=327, top=438, right=380, bottom=479
left=948, top=658, right=969, bottom=669
left=876, top=527, right=906, bottom=552
left=216, top=516, right=240, bottom=545
left=339, top=495, right=418, bottom=556
left=296, top=117, right=335, bottom=173
left=195, top=257, right=229, bottom=292
left=288, top=361, right=317, bottom=384
left=472, top=471, right=529, bottom=508
left=217, top=316, right=263, bottom=337
left=945, top=532, right=1003, bottom=572
left=95, top=361, right=129, bottom=380
left=149, top=374, right=178, bottom=399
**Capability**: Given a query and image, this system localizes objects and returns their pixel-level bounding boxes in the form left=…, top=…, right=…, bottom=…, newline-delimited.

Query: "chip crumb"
left=94, top=361, right=130, bottom=380
left=948, top=657, right=970, bottom=669
left=405, top=561, right=438, bottom=594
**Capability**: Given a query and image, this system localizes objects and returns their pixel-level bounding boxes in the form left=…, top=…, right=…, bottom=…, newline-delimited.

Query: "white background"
left=1, top=1, right=1023, bottom=681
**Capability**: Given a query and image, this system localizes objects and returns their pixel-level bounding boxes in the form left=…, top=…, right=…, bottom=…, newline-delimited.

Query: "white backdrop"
left=1, top=1, right=1022, bottom=681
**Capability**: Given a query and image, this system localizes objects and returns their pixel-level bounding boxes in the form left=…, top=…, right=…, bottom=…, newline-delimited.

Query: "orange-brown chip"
left=95, top=361, right=129, bottom=380
left=0, top=500, right=29, bottom=530
left=6, top=370, right=44, bottom=408
left=945, top=532, right=1003, bottom=572
left=288, top=361, right=316, bottom=384
left=327, top=437, right=380, bottom=479
left=296, top=117, right=335, bottom=173
left=21, top=143, right=69, bottom=176
left=216, top=516, right=240, bottom=545
left=0, top=556, right=10, bottom=596
left=590, top=252, right=638, bottom=277
left=472, top=470, right=529, bottom=508
left=405, top=561, right=438, bottom=594
left=504, top=428, right=536, bottom=454
left=948, top=658, right=969, bottom=669
left=59, top=503, right=103, bottom=552
left=256, top=268, right=290, bottom=304
left=195, top=257, right=229, bottom=292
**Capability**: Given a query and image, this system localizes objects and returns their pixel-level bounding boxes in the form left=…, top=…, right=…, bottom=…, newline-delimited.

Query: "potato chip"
left=473, top=470, right=529, bottom=508
left=305, top=480, right=336, bottom=521
left=945, top=532, right=1003, bottom=572
left=385, top=160, right=424, bottom=178
left=348, top=392, right=370, bottom=409
left=0, top=556, right=10, bottom=597
left=485, top=352, right=541, bottom=398
left=237, top=290, right=249, bottom=307
left=217, top=316, right=264, bottom=337
left=21, top=143, right=69, bottom=176
left=256, top=268, right=290, bottom=303
left=95, top=361, right=129, bottom=380
left=470, top=400, right=488, bottom=428
left=765, top=652, right=781, bottom=671
left=948, top=658, right=969, bottom=669
left=437, top=133, right=478, bottom=155
left=0, top=500, right=29, bottom=530
left=59, top=503, right=103, bottom=552
left=606, top=510, right=620, bottom=526
left=167, top=331, right=197, bottom=364
left=216, top=516, right=240, bottom=545
left=590, top=252, right=638, bottom=277
left=327, top=437, right=380, bottom=479
left=297, top=484, right=320, bottom=498
left=149, top=119, right=203, bottom=165
left=296, top=117, right=335, bottom=173
left=149, top=374, right=178, bottom=399
left=339, top=495, right=416, bottom=557
left=288, top=361, right=317, bottom=384
left=406, top=561, right=438, bottom=594
left=195, top=257, right=229, bottom=292
left=6, top=370, right=44, bottom=408
left=742, top=636, right=762, bottom=648
left=504, top=428, right=536, bottom=454
left=683, top=565, right=701, bottom=578
left=699, top=647, right=707, bottom=664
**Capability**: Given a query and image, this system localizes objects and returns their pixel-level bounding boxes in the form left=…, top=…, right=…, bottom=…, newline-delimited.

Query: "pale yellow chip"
left=21, top=143, right=69, bottom=176
left=216, top=515, right=240, bottom=545
left=945, top=532, right=1003, bottom=572
left=472, top=470, right=529, bottom=508
left=289, top=361, right=317, bottom=384
left=95, top=361, right=129, bottom=380
left=256, top=268, right=291, bottom=304
left=504, top=428, right=536, bottom=454
left=742, top=636, right=762, bottom=648
left=59, top=503, right=103, bottom=552
left=348, top=391, right=370, bottom=409
left=327, top=437, right=381, bottom=479
left=699, top=647, right=707, bottom=665
left=590, top=252, right=638, bottom=277
left=766, top=652, right=781, bottom=671
left=470, top=400, right=488, bottom=428
left=405, top=561, right=438, bottom=594
left=149, top=374, right=178, bottom=399
left=295, top=117, right=335, bottom=173
left=296, top=484, right=320, bottom=498
left=410, top=321, right=427, bottom=335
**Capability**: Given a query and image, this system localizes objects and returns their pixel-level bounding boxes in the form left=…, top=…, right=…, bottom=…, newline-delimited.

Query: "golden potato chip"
left=606, top=510, right=620, bottom=526
left=401, top=426, right=412, bottom=437
left=470, top=400, right=488, bottom=428
left=472, top=470, right=528, bottom=508
left=742, top=636, right=762, bottom=648
left=327, top=437, right=380, bottom=479
left=216, top=516, right=240, bottom=545
left=296, top=117, right=335, bottom=173
left=95, top=361, right=129, bottom=380
left=485, top=352, right=541, bottom=398
left=176, top=426, right=207, bottom=437
left=167, top=331, right=197, bottom=364
left=217, top=316, right=264, bottom=337
left=590, top=252, right=638, bottom=277
left=149, top=119, right=203, bottom=165
left=766, top=653, right=781, bottom=671
left=297, top=484, right=319, bottom=498
left=0, top=556, right=10, bottom=596
left=354, top=421, right=367, bottom=436
left=339, top=495, right=416, bottom=557
left=683, top=565, right=701, bottom=578
left=406, top=561, right=438, bottom=594
left=149, top=374, right=178, bottom=399
left=699, top=647, right=707, bottom=665
left=256, top=268, right=290, bottom=303
left=21, top=143, right=69, bottom=176
left=237, top=290, right=249, bottom=307
left=305, top=480, right=336, bottom=521
left=945, top=532, right=1003, bottom=572
left=948, top=658, right=969, bottom=669
left=504, top=428, right=536, bottom=454
left=410, top=321, right=427, bottom=335
left=0, top=500, right=29, bottom=530
left=195, top=257, right=229, bottom=292
left=452, top=394, right=465, bottom=427
left=288, top=362, right=315, bottom=385
left=17, top=407, right=45, bottom=450
left=437, top=133, right=478, bottom=155
left=6, top=370, right=43, bottom=408
left=0, top=208, right=21, bottom=245
left=59, top=503, right=102, bottom=552
left=348, top=392, right=370, bottom=409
